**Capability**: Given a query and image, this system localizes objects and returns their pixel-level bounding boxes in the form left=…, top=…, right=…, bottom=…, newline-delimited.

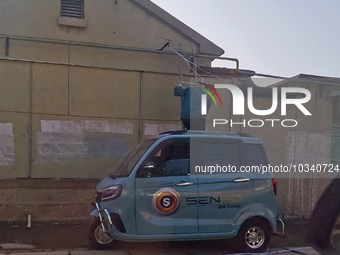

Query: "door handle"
left=233, top=178, right=250, bottom=183
left=176, top=181, right=193, bottom=186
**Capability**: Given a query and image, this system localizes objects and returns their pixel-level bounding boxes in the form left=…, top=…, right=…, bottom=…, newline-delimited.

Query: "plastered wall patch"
left=37, top=120, right=133, bottom=164
left=0, top=123, right=15, bottom=166
left=286, top=131, right=332, bottom=215
left=144, top=124, right=182, bottom=136
left=287, top=131, right=331, bottom=165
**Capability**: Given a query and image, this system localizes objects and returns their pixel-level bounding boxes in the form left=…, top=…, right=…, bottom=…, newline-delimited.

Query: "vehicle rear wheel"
left=235, top=218, right=271, bottom=253
left=89, top=218, right=114, bottom=249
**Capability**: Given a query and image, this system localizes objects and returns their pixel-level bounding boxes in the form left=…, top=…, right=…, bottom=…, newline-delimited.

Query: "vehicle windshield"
left=110, top=138, right=157, bottom=178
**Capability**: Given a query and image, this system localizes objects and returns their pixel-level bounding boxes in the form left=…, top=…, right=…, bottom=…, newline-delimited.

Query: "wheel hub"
left=94, top=225, right=114, bottom=245
left=245, top=227, right=265, bottom=249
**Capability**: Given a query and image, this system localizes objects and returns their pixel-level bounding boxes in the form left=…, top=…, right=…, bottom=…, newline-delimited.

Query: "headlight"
left=100, top=185, right=122, bottom=201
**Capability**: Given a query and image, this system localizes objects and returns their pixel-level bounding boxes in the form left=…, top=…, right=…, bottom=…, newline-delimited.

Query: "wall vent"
left=60, top=0, right=84, bottom=19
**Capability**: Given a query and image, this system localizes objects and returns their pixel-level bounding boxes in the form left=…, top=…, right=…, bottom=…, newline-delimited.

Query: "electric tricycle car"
left=89, top=130, right=279, bottom=253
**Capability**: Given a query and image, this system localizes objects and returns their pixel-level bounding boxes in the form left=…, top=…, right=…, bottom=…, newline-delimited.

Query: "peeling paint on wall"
left=36, top=120, right=134, bottom=164
left=0, top=123, right=15, bottom=166
left=144, top=123, right=182, bottom=136
left=286, top=131, right=331, bottom=215
left=40, top=120, right=134, bottom=134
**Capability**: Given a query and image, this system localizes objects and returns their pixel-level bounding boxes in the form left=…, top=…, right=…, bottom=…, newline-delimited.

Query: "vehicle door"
left=193, top=138, right=255, bottom=233
left=135, top=138, right=198, bottom=235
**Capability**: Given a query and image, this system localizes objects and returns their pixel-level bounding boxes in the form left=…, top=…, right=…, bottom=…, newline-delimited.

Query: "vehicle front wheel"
left=88, top=218, right=114, bottom=250
left=235, top=218, right=271, bottom=253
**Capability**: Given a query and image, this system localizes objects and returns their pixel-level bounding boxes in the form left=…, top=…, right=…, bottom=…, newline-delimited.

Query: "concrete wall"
left=0, top=55, right=338, bottom=219
left=1, top=54, right=337, bottom=219
left=0, top=0, right=220, bottom=221
left=206, top=81, right=337, bottom=216
left=0, top=179, right=97, bottom=222
left=0, top=0, right=216, bottom=179
left=0, top=0, right=338, bottom=220
left=241, top=87, right=333, bottom=216
left=0, top=0, right=200, bottom=54
left=0, top=42, right=188, bottom=220
left=0, top=56, right=188, bottom=178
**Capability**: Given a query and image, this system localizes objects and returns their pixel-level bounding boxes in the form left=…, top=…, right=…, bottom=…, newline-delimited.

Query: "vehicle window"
left=136, top=139, right=190, bottom=178
left=242, top=144, right=268, bottom=166
left=111, top=139, right=157, bottom=178
left=153, top=158, right=189, bottom=177
left=201, top=142, right=240, bottom=168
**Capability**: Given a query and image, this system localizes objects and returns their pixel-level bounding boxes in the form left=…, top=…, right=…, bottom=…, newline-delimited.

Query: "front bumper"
left=95, top=202, right=113, bottom=234
left=93, top=202, right=126, bottom=235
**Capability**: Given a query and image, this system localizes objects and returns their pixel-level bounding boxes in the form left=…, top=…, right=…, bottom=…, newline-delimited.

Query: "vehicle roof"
left=151, top=130, right=263, bottom=144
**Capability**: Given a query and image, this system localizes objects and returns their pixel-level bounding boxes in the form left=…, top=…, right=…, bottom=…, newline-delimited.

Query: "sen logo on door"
left=153, top=188, right=180, bottom=215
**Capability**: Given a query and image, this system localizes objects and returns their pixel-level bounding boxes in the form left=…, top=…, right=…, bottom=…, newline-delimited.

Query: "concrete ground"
left=0, top=248, right=322, bottom=255
left=0, top=218, right=321, bottom=254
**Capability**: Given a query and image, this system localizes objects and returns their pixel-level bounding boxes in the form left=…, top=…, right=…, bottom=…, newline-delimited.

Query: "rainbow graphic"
left=200, top=83, right=223, bottom=106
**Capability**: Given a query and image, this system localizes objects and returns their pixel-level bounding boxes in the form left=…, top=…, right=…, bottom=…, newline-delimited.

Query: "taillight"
left=272, top=178, right=277, bottom=195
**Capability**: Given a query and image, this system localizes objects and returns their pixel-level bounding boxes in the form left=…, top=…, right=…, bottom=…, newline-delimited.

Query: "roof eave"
left=269, top=74, right=340, bottom=88
left=132, top=0, right=225, bottom=56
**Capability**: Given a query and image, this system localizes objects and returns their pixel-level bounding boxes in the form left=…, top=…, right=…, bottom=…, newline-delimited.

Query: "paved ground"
left=0, top=247, right=321, bottom=254
left=0, top=218, right=320, bottom=254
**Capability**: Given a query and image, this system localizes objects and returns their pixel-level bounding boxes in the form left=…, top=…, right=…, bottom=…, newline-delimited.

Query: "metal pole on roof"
left=191, top=43, right=199, bottom=82
left=178, top=43, right=183, bottom=81
left=178, top=43, right=185, bottom=130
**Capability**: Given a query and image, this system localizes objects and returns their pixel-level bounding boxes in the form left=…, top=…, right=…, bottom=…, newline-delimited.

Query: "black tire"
left=235, top=218, right=271, bottom=253
left=88, top=218, right=114, bottom=250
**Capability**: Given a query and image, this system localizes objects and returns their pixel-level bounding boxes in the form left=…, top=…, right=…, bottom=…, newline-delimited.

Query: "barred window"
left=60, top=0, right=84, bottom=19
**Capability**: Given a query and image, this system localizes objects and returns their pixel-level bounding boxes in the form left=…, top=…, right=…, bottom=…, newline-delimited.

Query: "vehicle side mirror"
left=307, top=177, right=340, bottom=255
left=135, top=162, right=156, bottom=178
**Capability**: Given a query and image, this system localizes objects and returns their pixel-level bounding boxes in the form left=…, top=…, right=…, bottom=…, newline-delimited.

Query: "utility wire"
left=169, top=43, right=232, bottom=84
left=168, top=43, right=204, bottom=82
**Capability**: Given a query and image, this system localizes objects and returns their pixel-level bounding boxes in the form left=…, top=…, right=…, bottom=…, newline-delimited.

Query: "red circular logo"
left=153, top=188, right=180, bottom=215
